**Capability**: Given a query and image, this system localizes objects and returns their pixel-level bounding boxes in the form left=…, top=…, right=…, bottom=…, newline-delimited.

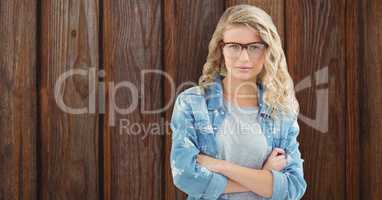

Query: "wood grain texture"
left=345, top=0, right=361, bottom=199
left=286, top=0, right=347, bottom=199
left=0, top=0, right=37, bottom=199
left=163, top=0, right=225, bottom=199
left=225, top=0, right=285, bottom=46
left=360, top=0, right=382, bottom=199
left=102, top=0, right=163, bottom=199
left=39, top=0, right=99, bottom=199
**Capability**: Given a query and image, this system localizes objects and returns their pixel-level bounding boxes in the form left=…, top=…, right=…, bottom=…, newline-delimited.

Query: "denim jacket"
left=170, top=74, right=307, bottom=200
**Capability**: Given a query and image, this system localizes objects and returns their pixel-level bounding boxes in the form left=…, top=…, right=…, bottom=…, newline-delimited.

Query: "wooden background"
left=0, top=0, right=381, bottom=199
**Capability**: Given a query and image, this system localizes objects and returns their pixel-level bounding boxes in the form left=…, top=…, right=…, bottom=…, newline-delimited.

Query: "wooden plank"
left=286, top=0, right=347, bottom=199
left=225, top=0, right=285, bottom=46
left=345, top=0, right=361, bottom=199
left=0, top=0, right=37, bottom=199
left=163, top=0, right=225, bottom=199
left=360, top=0, right=382, bottom=199
left=39, top=0, right=99, bottom=199
left=102, top=1, right=163, bottom=199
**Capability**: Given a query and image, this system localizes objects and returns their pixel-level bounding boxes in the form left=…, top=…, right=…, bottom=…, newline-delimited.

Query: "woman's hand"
left=262, top=148, right=287, bottom=172
left=196, top=154, right=227, bottom=173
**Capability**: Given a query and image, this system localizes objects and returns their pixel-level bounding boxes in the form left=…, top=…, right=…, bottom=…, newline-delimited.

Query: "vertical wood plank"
left=345, top=0, right=361, bottom=199
left=102, top=0, right=163, bottom=199
left=286, top=0, right=347, bottom=199
left=225, top=0, right=285, bottom=46
left=360, top=0, right=382, bottom=199
left=39, top=0, right=99, bottom=199
left=0, top=0, right=37, bottom=199
left=163, top=1, right=225, bottom=199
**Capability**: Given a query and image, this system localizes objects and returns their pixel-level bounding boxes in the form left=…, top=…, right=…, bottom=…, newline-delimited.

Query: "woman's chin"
left=230, top=71, right=257, bottom=81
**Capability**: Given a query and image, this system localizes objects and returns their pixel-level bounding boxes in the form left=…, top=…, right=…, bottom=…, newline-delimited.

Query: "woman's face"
left=222, top=24, right=267, bottom=82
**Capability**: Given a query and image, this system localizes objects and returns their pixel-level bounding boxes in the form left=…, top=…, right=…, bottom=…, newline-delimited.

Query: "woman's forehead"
left=223, top=24, right=261, bottom=42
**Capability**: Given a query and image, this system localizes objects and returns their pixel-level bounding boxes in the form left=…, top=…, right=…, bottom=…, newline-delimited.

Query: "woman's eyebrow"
left=223, top=41, right=265, bottom=44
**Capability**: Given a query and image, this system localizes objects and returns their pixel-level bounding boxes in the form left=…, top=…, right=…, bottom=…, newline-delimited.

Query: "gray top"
left=217, top=98, right=272, bottom=200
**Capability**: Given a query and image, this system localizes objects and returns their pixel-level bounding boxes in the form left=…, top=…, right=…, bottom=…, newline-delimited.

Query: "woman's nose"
left=238, top=48, right=250, bottom=61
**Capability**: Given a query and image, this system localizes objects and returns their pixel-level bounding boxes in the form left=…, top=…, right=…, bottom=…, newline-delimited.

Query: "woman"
left=170, top=4, right=307, bottom=200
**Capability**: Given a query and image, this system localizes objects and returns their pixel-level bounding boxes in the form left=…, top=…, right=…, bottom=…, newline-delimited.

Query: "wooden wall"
left=39, top=0, right=100, bottom=199
left=0, top=0, right=381, bottom=200
left=103, top=0, right=163, bottom=199
left=359, top=0, right=382, bottom=199
left=0, top=0, right=37, bottom=199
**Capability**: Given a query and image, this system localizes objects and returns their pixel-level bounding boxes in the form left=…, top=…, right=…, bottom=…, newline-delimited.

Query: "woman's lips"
left=237, top=66, right=252, bottom=69
left=236, top=66, right=252, bottom=73
left=236, top=66, right=253, bottom=71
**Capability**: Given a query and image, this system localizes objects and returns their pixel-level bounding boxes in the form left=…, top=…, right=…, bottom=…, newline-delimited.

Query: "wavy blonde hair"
left=198, top=4, right=299, bottom=118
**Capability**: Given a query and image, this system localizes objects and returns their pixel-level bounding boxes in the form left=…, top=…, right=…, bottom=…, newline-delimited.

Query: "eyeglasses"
left=221, top=41, right=268, bottom=59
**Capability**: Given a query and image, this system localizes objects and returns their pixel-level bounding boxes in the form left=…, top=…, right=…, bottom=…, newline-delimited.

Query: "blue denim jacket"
left=170, top=74, right=307, bottom=200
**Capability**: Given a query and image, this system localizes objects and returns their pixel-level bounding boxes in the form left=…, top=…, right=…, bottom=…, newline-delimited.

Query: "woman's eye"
left=228, top=44, right=241, bottom=50
left=248, top=45, right=261, bottom=51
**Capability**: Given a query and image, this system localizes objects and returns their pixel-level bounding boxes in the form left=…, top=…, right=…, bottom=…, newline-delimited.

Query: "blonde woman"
left=170, top=4, right=306, bottom=200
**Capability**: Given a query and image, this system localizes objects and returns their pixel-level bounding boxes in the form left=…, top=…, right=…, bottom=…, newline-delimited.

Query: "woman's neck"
left=222, top=76, right=258, bottom=107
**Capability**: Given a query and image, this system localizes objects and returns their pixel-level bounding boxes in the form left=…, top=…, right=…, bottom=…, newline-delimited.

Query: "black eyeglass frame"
left=220, top=41, right=269, bottom=49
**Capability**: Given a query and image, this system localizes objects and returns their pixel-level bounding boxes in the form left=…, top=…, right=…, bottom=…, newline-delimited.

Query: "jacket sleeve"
left=269, top=117, right=307, bottom=200
left=169, top=94, right=228, bottom=199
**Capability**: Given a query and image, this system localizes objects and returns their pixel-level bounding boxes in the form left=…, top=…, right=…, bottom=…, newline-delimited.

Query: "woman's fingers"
left=270, top=148, right=286, bottom=157
left=275, top=154, right=286, bottom=160
left=281, top=158, right=287, bottom=168
left=276, top=155, right=287, bottom=168
left=270, top=150, right=278, bottom=157
left=273, top=148, right=285, bottom=155
left=263, top=149, right=288, bottom=172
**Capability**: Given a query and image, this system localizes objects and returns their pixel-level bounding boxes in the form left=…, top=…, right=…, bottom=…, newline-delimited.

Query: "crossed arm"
left=170, top=94, right=306, bottom=199
left=196, top=119, right=307, bottom=200
left=197, top=148, right=286, bottom=198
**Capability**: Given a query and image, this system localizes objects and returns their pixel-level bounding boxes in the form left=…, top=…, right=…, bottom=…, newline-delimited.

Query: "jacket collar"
left=205, top=73, right=273, bottom=119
